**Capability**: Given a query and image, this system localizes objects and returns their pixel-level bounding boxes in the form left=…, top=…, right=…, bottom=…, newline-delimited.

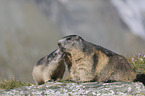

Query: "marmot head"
left=50, top=49, right=65, bottom=61
left=58, top=35, right=84, bottom=53
left=44, top=49, right=65, bottom=65
left=36, top=49, right=64, bottom=66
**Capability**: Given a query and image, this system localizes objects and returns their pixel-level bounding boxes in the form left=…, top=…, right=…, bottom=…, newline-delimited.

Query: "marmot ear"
left=75, top=35, right=80, bottom=41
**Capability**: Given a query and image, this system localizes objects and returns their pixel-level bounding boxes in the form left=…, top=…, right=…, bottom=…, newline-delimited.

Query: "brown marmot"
left=57, top=35, right=137, bottom=82
left=32, top=49, right=69, bottom=85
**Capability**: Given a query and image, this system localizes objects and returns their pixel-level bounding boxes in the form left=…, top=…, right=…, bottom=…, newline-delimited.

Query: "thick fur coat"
left=58, top=35, right=136, bottom=82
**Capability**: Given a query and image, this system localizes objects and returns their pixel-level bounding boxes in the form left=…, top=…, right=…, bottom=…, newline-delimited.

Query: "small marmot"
left=32, top=49, right=66, bottom=85
left=57, top=35, right=137, bottom=82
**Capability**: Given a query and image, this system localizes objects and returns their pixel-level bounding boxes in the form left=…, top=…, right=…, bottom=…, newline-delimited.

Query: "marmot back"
left=58, top=35, right=136, bottom=82
left=32, top=49, right=65, bottom=85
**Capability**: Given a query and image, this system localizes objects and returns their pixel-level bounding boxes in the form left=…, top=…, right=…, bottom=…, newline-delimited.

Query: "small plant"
left=0, top=78, right=32, bottom=90
left=129, top=53, right=145, bottom=73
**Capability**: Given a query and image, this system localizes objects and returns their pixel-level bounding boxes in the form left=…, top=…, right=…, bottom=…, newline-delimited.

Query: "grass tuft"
left=0, top=78, right=32, bottom=90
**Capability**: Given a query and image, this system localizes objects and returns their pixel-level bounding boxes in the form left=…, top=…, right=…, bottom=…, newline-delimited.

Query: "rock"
left=1, top=82, right=145, bottom=95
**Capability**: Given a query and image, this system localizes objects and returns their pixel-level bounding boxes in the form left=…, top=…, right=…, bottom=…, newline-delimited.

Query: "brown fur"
left=58, top=35, right=136, bottom=82
left=32, top=49, right=66, bottom=85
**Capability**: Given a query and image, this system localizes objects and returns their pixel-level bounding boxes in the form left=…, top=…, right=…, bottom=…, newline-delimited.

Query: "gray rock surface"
left=1, top=82, right=145, bottom=96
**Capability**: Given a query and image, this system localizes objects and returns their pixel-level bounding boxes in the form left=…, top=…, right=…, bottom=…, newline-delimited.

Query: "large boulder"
left=1, top=82, right=145, bottom=95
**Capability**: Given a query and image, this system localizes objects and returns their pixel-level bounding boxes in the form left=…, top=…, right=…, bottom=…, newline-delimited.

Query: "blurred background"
left=0, top=0, right=145, bottom=83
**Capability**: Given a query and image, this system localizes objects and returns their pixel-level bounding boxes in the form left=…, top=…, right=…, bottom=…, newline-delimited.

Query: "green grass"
left=129, top=53, right=145, bottom=73
left=0, top=78, right=32, bottom=90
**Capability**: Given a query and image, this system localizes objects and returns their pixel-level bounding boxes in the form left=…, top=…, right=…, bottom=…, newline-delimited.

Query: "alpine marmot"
left=57, top=35, right=137, bottom=82
left=32, top=49, right=66, bottom=85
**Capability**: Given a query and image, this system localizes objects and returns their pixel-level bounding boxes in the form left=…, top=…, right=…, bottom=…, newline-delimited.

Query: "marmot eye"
left=66, top=38, right=71, bottom=40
